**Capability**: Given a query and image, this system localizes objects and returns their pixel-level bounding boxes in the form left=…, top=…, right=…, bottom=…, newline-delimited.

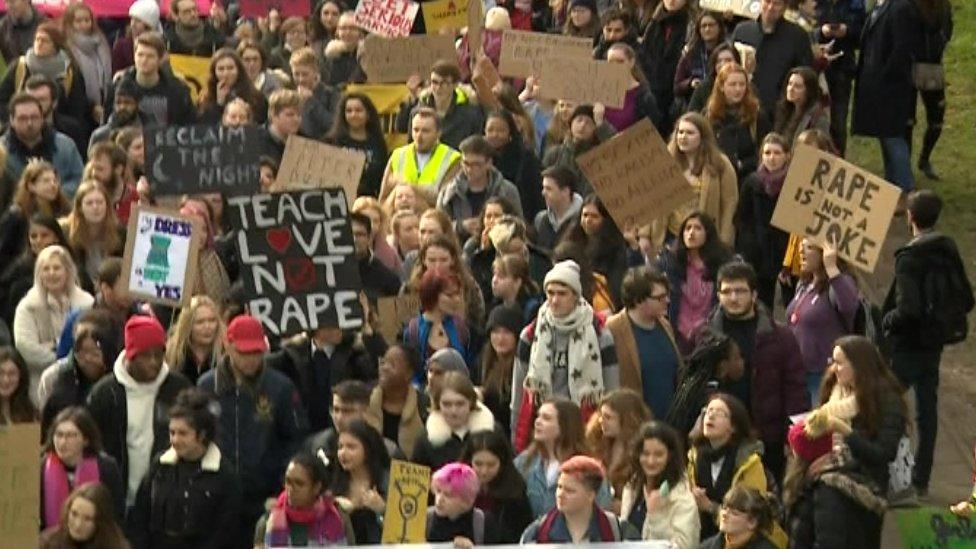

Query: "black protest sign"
left=146, top=125, right=262, bottom=196
left=227, top=189, right=364, bottom=336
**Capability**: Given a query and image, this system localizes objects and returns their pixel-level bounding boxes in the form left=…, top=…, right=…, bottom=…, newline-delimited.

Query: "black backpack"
left=830, top=290, right=884, bottom=348
left=920, top=251, right=975, bottom=345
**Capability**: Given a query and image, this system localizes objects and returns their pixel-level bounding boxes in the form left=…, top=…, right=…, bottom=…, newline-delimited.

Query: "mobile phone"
left=660, top=480, right=671, bottom=498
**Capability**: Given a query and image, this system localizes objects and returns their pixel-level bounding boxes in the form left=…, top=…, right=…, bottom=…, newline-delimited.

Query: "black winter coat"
left=712, top=109, right=771, bottom=183
left=731, top=18, right=814, bottom=114
left=851, top=0, right=920, bottom=137
left=640, top=8, right=689, bottom=116
left=40, top=355, right=103, bottom=436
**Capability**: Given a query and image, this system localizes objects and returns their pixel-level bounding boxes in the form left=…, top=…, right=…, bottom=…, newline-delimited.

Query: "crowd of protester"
left=0, top=0, right=971, bottom=547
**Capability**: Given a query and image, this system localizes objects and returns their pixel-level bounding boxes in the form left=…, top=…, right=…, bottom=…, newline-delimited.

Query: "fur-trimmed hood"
left=425, top=404, right=495, bottom=447
left=159, top=442, right=222, bottom=471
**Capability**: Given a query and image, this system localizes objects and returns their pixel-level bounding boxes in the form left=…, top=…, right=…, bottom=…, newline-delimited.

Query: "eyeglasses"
left=648, top=293, right=669, bottom=302
left=702, top=407, right=730, bottom=419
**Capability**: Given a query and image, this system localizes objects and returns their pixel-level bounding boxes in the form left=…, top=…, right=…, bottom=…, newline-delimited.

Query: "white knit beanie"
left=544, top=260, right=582, bottom=297
left=129, top=0, right=162, bottom=32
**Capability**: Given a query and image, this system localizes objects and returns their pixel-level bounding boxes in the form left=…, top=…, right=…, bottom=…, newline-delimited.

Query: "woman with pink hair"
left=426, top=462, right=485, bottom=546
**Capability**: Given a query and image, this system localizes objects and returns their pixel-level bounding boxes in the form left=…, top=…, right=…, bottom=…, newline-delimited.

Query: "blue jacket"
left=514, top=451, right=612, bottom=517
left=3, top=127, right=84, bottom=197
left=198, top=358, right=309, bottom=512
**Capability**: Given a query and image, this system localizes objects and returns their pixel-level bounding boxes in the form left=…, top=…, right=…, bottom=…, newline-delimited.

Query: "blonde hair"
left=66, top=180, right=122, bottom=257
left=352, top=196, right=388, bottom=237
left=33, top=245, right=80, bottom=295
left=382, top=183, right=429, bottom=219
left=165, top=295, right=225, bottom=371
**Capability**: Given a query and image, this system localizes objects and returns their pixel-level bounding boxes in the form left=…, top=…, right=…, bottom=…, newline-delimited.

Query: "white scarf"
left=525, top=298, right=604, bottom=405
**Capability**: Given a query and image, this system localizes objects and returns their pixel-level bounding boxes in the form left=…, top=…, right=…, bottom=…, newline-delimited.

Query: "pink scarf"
left=43, top=452, right=100, bottom=528
left=265, top=491, right=347, bottom=546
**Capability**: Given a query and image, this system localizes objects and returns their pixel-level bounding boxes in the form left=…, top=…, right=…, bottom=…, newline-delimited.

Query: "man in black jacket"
left=87, top=315, right=190, bottom=510
left=257, top=88, right=303, bottom=163
left=103, top=32, right=195, bottom=127
left=396, top=60, right=484, bottom=150
left=882, top=190, right=974, bottom=497
left=303, top=379, right=404, bottom=462
left=291, top=46, right=338, bottom=140
left=164, top=0, right=225, bottom=56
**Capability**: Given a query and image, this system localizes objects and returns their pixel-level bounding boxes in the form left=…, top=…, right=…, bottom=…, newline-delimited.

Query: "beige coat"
left=605, top=310, right=684, bottom=397
left=365, top=385, right=425, bottom=460
left=651, top=153, right=738, bottom=247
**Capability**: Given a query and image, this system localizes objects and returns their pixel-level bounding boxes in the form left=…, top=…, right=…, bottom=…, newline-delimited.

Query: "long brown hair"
left=706, top=63, right=761, bottom=136
left=668, top=112, right=726, bottom=178
left=0, top=347, right=38, bottom=424
left=42, top=483, right=130, bottom=549
left=13, top=159, right=71, bottom=218
left=199, top=48, right=265, bottom=116
left=66, top=180, right=122, bottom=257
left=522, top=398, right=587, bottom=465
left=585, top=389, right=651, bottom=491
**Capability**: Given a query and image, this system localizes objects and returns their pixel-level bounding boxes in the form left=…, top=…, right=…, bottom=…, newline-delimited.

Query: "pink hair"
left=431, top=462, right=480, bottom=504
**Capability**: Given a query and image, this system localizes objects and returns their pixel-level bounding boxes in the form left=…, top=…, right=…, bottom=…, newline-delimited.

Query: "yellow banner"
left=422, top=0, right=468, bottom=34
left=346, top=83, right=410, bottom=150
left=169, top=54, right=212, bottom=104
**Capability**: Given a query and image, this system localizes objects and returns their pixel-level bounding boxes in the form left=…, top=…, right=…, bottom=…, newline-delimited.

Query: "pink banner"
left=0, top=0, right=216, bottom=19
left=239, top=0, right=311, bottom=18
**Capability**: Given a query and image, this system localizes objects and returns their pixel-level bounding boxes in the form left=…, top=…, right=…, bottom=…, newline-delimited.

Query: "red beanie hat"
left=788, top=421, right=833, bottom=463
left=124, top=315, right=167, bottom=360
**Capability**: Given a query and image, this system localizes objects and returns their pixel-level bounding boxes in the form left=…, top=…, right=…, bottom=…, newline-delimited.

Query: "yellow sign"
left=422, top=0, right=468, bottom=34
left=0, top=424, right=41, bottom=548
left=381, top=459, right=431, bottom=543
left=346, top=83, right=411, bottom=150
left=169, top=54, right=212, bottom=104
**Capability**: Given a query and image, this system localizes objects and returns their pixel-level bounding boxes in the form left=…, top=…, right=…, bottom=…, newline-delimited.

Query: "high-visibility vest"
left=390, top=142, right=460, bottom=189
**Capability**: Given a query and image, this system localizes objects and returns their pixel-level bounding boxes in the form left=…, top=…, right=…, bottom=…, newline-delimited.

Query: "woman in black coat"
left=130, top=389, right=241, bottom=549
left=911, top=0, right=953, bottom=180
left=852, top=0, right=920, bottom=193
left=640, top=0, right=690, bottom=131
left=460, top=430, right=535, bottom=544
left=483, top=109, right=544, bottom=220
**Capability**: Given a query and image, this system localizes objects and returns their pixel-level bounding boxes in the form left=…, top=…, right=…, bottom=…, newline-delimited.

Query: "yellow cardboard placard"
left=382, top=460, right=431, bottom=543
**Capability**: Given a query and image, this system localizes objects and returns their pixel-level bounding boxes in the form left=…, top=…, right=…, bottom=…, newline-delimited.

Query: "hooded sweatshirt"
left=113, top=351, right=169, bottom=506
left=533, top=193, right=583, bottom=252
left=436, top=166, right=524, bottom=241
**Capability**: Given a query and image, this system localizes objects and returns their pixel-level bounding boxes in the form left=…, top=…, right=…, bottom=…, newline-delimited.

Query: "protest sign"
left=895, top=507, right=976, bottom=548
left=0, top=423, right=40, bottom=549
left=275, top=136, right=367, bottom=204
left=360, top=34, right=457, bottom=83
left=382, top=460, right=431, bottom=543
left=377, top=294, right=421, bottom=342
left=472, top=55, right=501, bottom=93
left=498, top=30, right=593, bottom=78
left=228, top=189, right=364, bottom=336
left=169, top=54, right=211, bottom=104
left=121, top=207, right=202, bottom=307
left=771, top=144, right=901, bottom=272
left=355, top=0, right=419, bottom=38
left=578, top=119, right=695, bottom=229
left=700, top=0, right=761, bottom=19
left=422, top=0, right=468, bottom=34
left=467, top=0, right=483, bottom=61
left=538, top=57, right=631, bottom=109
left=145, top=125, right=263, bottom=196
left=239, top=0, right=311, bottom=18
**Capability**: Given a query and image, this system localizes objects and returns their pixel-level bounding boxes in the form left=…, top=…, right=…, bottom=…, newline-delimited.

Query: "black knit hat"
left=486, top=304, right=524, bottom=335
left=569, top=0, right=598, bottom=14
left=570, top=104, right=595, bottom=124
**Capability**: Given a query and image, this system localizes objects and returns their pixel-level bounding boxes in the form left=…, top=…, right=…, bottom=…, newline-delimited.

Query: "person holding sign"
left=603, top=43, right=663, bottom=133
left=396, top=61, right=485, bottom=150
left=381, top=108, right=462, bottom=205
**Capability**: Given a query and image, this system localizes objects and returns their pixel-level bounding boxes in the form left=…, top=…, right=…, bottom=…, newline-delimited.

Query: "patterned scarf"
left=43, top=452, right=100, bottom=528
left=525, top=298, right=603, bottom=406
left=265, top=492, right=347, bottom=546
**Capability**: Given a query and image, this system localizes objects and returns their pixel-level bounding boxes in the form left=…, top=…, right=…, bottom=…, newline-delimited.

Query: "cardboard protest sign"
left=538, top=58, right=631, bottom=109
left=169, top=54, right=211, bottom=104
left=227, top=189, right=364, bottom=336
left=578, top=119, right=695, bottom=229
left=0, top=423, right=40, bottom=549
left=355, top=0, right=419, bottom=38
left=498, top=30, right=593, bottom=78
left=239, top=0, right=311, bottom=18
left=121, top=207, right=202, bottom=307
left=145, top=125, right=263, bottom=197
left=422, top=0, right=468, bottom=34
left=466, top=0, right=483, bottom=61
left=472, top=55, right=501, bottom=93
left=360, top=34, right=457, bottom=84
left=382, top=460, right=431, bottom=543
left=377, top=294, right=421, bottom=342
left=700, top=0, right=761, bottom=19
left=895, top=507, right=976, bottom=548
left=275, top=136, right=367, bottom=204
left=771, top=144, right=901, bottom=272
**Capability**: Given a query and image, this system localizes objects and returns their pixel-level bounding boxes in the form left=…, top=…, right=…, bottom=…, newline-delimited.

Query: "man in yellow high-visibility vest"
left=379, top=107, right=460, bottom=206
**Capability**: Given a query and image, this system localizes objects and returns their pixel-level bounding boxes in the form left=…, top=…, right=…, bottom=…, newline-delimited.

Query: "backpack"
left=920, top=251, right=975, bottom=345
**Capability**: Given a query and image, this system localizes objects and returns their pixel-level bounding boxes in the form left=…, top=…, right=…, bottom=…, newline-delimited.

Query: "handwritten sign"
left=275, top=135, right=366, bottom=204
left=382, top=460, right=431, bottom=543
left=895, top=507, right=976, bottom=549
left=578, top=119, right=695, bottom=228
left=227, top=189, right=364, bottom=336
left=771, top=144, right=901, bottom=272
left=145, top=125, right=263, bottom=196
left=0, top=424, right=40, bottom=549
left=377, top=294, right=421, bottom=342
left=700, top=0, right=761, bottom=19
left=169, top=54, right=211, bottom=104
left=360, top=34, right=457, bottom=84
left=498, top=30, right=593, bottom=78
left=538, top=57, right=631, bottom=109
left=121, top=207, right=202, bottom=307
left=239, top=0, right=311, bottom=18
left=422, top=0, right=468, bottom=33
left=355, top=0, right=419, bottom=38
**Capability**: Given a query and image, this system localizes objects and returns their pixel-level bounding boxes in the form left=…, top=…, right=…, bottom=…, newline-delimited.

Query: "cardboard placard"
left=377, top=294, right=421, bottom=342
left=578, top=119, right=695, bottom=229
left=0, top=423, right=40, bottom=549
left=382, top=460, right=431, bottom=543
left=422, top=0, right=468, bottom=34
left=538, top=57, right=631, bottom=109
left=227, top=189, right=364, bottom=336
left=121, top=207, right=202, bottom=307
left=498, top=30, right=593, bottom=78
left=700, top=0, right=761, bottom=19
left=239, top=0, right=311, bottom=18
left=145, top=125, right=263, bottom=197
left=895, top=507, right=976, bottom=548
left=360, top=34, right=458, bottom=84
left=354, top=0, right=420, bottom=38
left=771, top=144, right=901, bottom=273
left=169, top=54, right=211, bottom=104
left=466, top=0, right=483, bottom=61
left=275, top=135, right=367, bottom=204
